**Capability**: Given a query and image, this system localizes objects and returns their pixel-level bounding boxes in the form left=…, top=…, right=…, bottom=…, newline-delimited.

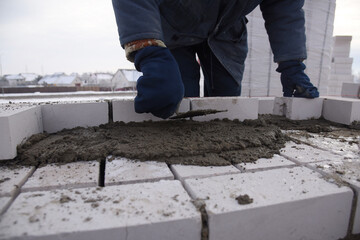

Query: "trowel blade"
left=169, top=109, right=227, bottom=120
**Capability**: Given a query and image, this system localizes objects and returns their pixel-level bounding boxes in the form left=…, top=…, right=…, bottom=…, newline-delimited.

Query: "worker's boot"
left=277, top=60, right=319, bottom=98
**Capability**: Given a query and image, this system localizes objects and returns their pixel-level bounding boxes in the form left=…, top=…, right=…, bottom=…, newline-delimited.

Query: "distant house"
left=81, top=72, right=114, bottom=88
left=111, top=69, right=140, bottom=91
left=95, top=73, right=114, bottom=88
left=3, top=74, right=26, bottom=86
left=38, top=73, right=81, bottom=86
left=20, top=73, right=41, bottom=85
left=1, top=73, right=40, bottom=87
left=0, top=77, right=9, bottom=87
left=80, top=73, right=93, bottom=85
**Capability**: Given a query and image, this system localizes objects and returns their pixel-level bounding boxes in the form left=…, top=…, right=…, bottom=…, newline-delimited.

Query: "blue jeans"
left=170, top=42, right=241, bottom=97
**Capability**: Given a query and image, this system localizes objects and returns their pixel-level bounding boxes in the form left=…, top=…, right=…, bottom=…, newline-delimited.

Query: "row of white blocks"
left=0, top=141, right=358, bottom=239
left=0, top=97, right=259, bottom=161
left=280, top=135, right=360, bottom=235
left=272, top=97, right=360, bottom=125
left=1, top=96, right=360, bottom=161
left=0, top=103, right=109, bottom=160
left=0, top=97, right=359, bottom=239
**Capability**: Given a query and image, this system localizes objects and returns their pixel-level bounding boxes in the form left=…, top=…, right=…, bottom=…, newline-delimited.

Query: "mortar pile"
left=14, top=117, right=288, bottom=167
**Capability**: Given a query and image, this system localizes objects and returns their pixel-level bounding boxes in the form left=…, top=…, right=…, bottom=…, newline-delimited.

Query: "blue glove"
left=134, top=46, right=184, bottom=119
left=276, top=60, right=319, bottom=98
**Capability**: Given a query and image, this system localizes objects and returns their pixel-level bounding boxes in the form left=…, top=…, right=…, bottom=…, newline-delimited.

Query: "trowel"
left=170, top=109, right=227, bottom=119
left=169, top=102, right=227, bottom=120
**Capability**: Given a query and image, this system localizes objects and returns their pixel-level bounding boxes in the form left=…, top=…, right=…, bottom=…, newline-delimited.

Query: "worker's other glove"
left=276, top=60, right=319, bottom=98
left=134, top=46, right=184, bottom=119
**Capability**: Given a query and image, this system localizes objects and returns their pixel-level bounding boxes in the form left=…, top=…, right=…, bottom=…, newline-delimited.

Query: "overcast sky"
left=0, top=0, right=359, bottom=76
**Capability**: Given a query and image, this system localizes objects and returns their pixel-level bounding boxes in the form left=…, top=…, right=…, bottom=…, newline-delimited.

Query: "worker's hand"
left=134, top=46, right=184, bottom=119
left=276, top=60, right=319, bottom=98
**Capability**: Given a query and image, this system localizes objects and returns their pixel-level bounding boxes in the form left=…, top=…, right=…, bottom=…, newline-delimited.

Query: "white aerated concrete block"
left=308, top=160, right=360, bottom=234
left=287, top=132, right=359, bottom=160
left=280, top=141, right=348, bottom=164
left=112, top=99, right=153, bottom=122
left=236, top=154, right=296, bottom=172
left=184, top=167, right=353, bottom=240
left=309, top=160, right=360, bottom=187
left=105, top=158, right=173, bottom=185
left=152, top=98, right=191, bottom=120
left=42, top=102, right=108, bottom=133
left=0, top=166, right=35, bottom=197
left=258, top=97, right=275, bottom=115
left=333, top=57, right=354, bottom=65
left=353, top=185, right=360, bottom=234
left=113, top=98, right=190, bottom=122
left=341, top=83, right=360, bottom=99
left=190, top=97, right=258, bottom=121
left=0, top=181, right=201, bottom=240
left=322, top=98, right=360, bottom=125
left=22, top=161, right=99, bottom=192
left=0, top=197, right=11, bottom=215
left=273, top=97, right=324, bottom=120
left=170, top=164, right=240, bottom=181
left=352, top=183, right=360, bottom=234
left=0, top=106, right=42, bottom=160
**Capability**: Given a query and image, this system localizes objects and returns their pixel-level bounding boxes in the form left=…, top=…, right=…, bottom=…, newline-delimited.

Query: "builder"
left=112, top=0, right=319, bottom=119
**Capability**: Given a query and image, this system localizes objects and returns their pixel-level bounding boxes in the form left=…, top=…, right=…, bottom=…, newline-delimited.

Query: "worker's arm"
left=112, top=0, right=163, bottom=51
left=260, top=0, right=307, bottom=62
left=112, top=0, right=184, bottom=118
left=260, top=0, right=319, bottom=98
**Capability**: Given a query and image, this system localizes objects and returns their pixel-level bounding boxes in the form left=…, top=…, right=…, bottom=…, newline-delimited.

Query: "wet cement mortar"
left=12, top=116, right=288, bottom=167
left=6, top=115, right=359, bottom=168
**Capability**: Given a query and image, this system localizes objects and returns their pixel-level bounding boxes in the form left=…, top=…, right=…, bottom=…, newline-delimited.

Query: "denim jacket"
left=112, top=0, right=307, bottom=84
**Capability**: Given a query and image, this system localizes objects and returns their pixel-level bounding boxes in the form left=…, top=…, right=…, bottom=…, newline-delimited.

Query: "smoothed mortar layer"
left=15, top=117, right=288, bottom=167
